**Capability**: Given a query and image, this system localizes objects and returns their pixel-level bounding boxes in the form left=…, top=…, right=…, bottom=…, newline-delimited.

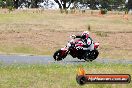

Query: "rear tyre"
left=53, top=49, right=63, bottom=61
left=84, top=52, right=91, bottom=62
left=90, top=49, right=99, bottom=60
left=84, top=50, right=99, bottom=62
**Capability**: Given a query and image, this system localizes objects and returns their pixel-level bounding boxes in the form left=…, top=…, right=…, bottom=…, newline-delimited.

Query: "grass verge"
left=0, top=62, right=131, bottom=88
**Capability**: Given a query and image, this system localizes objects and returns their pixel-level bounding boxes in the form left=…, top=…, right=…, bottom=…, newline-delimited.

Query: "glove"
left=71, top=35, right=76, bottom=39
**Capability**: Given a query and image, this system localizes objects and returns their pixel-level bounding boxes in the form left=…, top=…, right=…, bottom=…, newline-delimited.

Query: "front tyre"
left=53, top=49, right=63, bottom=61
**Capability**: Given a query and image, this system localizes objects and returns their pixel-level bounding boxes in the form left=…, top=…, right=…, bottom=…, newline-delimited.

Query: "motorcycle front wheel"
left=53, top=49, right=63, bottom=61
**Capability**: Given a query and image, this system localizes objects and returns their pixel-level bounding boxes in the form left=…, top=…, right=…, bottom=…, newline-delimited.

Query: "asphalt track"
left=0, top=55, right=132, bottom=65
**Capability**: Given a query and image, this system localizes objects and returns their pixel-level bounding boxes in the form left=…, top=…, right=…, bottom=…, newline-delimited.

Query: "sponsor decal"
left=76, top=68, right=131, bottom=85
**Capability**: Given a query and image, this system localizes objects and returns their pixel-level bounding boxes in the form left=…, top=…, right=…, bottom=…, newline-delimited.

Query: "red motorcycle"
left=53, top=38, right=99, bottom=62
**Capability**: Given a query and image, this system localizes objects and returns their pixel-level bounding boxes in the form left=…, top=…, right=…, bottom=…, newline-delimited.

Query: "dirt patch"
left=0, top=9, right=132, bottom=59
left=0, top=29, right=78, bottom=54
left=0, top=29, right=131, bottom=59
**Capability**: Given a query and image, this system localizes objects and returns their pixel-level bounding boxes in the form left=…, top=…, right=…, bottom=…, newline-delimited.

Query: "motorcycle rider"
left=53, top=31, right=99, bottom=61
left=71, top=31, right=94, bottom=51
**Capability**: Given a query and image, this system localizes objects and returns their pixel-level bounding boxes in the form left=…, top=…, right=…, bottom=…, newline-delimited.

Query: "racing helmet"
left=82, top=31, right=89, bottom=39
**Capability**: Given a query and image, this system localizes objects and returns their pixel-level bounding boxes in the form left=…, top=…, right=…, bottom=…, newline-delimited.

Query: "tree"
left=13, top=0, right=19, bottom=8
left=54, top=0, right=75, bottom=9
left=77, top=0, right=98, bottom=10
left=127, top=0, right=132, bottom=11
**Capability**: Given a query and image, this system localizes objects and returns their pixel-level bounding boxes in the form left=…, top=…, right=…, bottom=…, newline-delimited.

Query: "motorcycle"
left=53, top=38, right=99, bottom=62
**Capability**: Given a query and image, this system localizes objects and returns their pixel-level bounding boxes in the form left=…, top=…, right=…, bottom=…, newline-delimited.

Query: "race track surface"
left=0, top=55, right=132, bottom=64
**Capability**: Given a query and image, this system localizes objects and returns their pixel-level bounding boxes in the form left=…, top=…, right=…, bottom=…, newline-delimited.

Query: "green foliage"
left=6, top=0, right=13, bottom=6
left=76, top=0, right=126, bottom=11
left=0, top=0, right=3, bottom=7
left=0, top=0, right=14, bottom=8
left=0, top=0, right=128, bottom=11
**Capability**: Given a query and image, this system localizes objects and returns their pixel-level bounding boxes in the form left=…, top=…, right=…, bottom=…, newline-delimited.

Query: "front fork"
left=60, top=49, right=68, bottom=59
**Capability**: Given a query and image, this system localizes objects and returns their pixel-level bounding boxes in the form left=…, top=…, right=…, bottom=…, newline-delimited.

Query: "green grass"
left=0, top=41, right=53, bottom=55
left=0, top=62, right=131, bottom=88
left=0, top=44, right=37, bottom=55
left=0, top=43, right=52, bottom=55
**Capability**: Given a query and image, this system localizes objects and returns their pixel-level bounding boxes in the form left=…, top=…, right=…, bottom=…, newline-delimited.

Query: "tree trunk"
left=34, top=0, right=38, bottom=8
left=62, top=0, right=66, bottom=9
left=54, top=0, right=62, bottom=9
left=13, top=0, right=19, bottom=9
left=128, top=0, right=132, bottom=11
left=54, top=0, right=75, bottom=10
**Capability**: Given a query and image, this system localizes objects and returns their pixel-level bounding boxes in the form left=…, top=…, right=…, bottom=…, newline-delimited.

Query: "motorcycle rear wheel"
left=90, top=49, right=99, bottom=60
left=84, top=50, right=99, bottom=62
